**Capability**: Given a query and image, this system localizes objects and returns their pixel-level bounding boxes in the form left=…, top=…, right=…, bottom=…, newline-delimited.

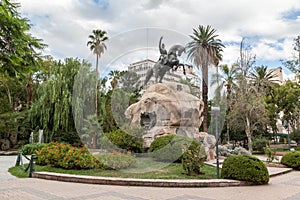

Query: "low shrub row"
left=20, top=143, right=48, bottom=155
left=149, top=134, right=203, bottom=163
left=36, top=142, right=101, bottom=169
left=35, top=142, right=138, bottom=170
left=104, top=129, right=144, bottom=153
left=149, top=134, right=206, bottom=175
left=97, top=151, right=137, bottom=170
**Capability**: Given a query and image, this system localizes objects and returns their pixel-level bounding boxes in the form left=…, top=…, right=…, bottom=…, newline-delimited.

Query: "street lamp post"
left=283, top=120, right=291, bottom=151
left=211, top=106, right=220, bottom=178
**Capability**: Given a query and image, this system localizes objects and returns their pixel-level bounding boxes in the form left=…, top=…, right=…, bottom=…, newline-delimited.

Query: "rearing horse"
left=144, top=44, right=185, bottom=86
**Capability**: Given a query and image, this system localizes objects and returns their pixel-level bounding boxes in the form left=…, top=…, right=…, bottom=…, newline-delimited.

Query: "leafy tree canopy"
left=0, top=0, right=46, bottom=78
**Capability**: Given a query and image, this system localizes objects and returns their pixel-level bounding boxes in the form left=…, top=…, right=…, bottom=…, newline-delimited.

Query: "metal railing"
left=15, top=152, right=37, bottom=177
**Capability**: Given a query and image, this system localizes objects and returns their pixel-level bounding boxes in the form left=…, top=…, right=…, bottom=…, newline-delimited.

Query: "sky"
left=18, top=0, right=300, bottom=79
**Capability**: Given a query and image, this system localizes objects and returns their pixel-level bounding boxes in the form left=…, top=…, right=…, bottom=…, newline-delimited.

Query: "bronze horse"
left=144, top=44, right=186, bottom=86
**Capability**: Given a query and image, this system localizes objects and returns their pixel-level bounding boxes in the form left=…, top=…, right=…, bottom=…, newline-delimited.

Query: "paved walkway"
left=1, top=155, right=299, bottom=200
left=0, top=155, right=18, bottom=180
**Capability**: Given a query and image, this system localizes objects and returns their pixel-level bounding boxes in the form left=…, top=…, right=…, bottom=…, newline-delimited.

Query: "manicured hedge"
left=281, top=151, right=300, bottom=170
left=221, top=155, right=269, bottom=184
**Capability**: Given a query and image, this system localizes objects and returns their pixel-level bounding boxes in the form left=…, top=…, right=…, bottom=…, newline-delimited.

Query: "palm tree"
left=87, top=29, right=108, bottom=149
left=87, top=29, right=108, bottom=114
left=187, top=25, right=225, bottom=132
left=211, top=64, right=239, bottom=100
left=108, top=70, right=125, bottom=89
left=249, top=65, right=279, bottom=95
left=211, top=64, right=239, bottom=143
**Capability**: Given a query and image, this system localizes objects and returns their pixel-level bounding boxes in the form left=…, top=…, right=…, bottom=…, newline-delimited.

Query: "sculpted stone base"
left=125, top=82, right=216, bottom=160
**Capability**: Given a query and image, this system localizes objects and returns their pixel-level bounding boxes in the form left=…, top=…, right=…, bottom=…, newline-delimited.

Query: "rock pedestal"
left=125, top=82, right=216, bottom=160
left=125, top=83, right=203, bottom=146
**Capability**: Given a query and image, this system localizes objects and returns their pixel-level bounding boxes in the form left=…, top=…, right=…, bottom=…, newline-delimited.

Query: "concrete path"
left=1, top=155, right=299, bottom=200
left=0, top=156, right=18, bottom=180
left=1, top=170, right=300, bottom=200
left=0, top=155, right=29, bottom=180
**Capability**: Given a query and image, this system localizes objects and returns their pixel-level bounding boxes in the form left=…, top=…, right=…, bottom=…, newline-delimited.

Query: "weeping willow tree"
left=72, top=61, right=101, bottom=148
left=29, top=58, right=82, bottom=142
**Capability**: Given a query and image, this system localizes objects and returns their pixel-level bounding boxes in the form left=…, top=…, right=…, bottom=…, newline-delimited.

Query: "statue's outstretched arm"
left=159, top=36, right=163, bottom=50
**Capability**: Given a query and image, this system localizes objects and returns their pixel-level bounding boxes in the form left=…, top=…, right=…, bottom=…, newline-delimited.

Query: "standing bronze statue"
left=144, top=36, right=186, bottom=86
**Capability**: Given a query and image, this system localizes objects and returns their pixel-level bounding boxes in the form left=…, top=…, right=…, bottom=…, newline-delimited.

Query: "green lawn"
left=9, top=157, right=218, bottom=179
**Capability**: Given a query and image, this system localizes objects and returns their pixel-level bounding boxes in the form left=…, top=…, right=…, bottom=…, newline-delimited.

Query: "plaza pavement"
left=1, top=155, right=300, bottom=200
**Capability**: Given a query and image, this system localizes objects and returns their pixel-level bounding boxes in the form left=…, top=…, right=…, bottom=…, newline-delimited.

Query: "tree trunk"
left=93, top=55, right=99, bottom=149
left=226, top=121, right=230, bottom=144
left=245, top=117, right=252, bottom=153
left=26, top=74, right=33, bottom=108
left=202, top=65, right=208, bottom=132
left=0, top=139, right=11, bottom=151
left=95, top=55, right=99, bottom=115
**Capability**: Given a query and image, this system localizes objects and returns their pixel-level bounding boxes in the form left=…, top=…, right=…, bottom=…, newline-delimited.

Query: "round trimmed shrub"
left=281, top=151, right=300, bottom=170
left=149, top=134, right=201, bottom=163
left=221, top=155, right=269, bottom=184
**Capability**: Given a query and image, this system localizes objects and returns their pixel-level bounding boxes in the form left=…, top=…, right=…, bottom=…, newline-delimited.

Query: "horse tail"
left=144, top=68, right=153, bottom=86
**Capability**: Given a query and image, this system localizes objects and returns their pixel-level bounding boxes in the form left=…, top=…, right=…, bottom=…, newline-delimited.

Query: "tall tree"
left=211, top=64, right=239, bottom=143
left=228, top=39, right=268, bottom=153
left=211, top=64, right=238, bottom=100
left=30, top=58, right=81, bottom=142
left=108, top=70, right=125, bottom=89
left=87, top=29, right=108, bottom=115
left=87, top=29, right=108, bottom=149
left=0, top=0, right=45, bottom=112
left=119, top=70, right=139, bottom=93
left=249, top=65, right=279, bottom=95
left=274, top=81, right=300, bottom=132
left=186, top=25, right=224, bottom=132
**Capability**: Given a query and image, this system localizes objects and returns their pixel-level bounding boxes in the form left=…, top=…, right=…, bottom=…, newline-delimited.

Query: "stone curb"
left=269, top=168, right=293, bottom=177
left=32, top=172, right=255, bottom=187
left=0, top=151, right=18, bottom=156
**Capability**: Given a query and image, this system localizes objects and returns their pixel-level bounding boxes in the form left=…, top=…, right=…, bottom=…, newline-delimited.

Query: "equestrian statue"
left=144, top=36, right=186, bottom=86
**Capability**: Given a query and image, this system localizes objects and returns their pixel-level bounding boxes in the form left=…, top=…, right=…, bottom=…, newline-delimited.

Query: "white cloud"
left=18, top=0, right=300, bottom=72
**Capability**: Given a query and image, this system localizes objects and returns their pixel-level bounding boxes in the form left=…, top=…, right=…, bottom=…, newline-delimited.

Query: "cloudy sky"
left=18, top=0, right=300, bottom=78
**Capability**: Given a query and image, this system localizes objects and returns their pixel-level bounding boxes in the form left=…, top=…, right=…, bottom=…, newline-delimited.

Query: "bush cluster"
left=290, top=129, right=300, bottom=144
left=149, top=134, right=202, bottom=163
left=36, top=142, right=101, bottom=169
left=105, top=129, right=144, bottom=153
left=221, top=155, right=269, bottom=184
left=252, top=136, right=269, bottom=152
left=281, top=151, right=300, bottom=170
left=20, top=143, right=48, bottom=155
left=265, top=145, right=276, bottom=163
left=218, top=145, right=250, bottom=157
left=97, top=151, right=137, bottom=170
left=181, top=141, right=206, bottom=175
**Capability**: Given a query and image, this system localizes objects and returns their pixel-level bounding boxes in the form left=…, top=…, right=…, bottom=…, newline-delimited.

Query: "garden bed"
left=9, top=157, right=218, bottom=180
